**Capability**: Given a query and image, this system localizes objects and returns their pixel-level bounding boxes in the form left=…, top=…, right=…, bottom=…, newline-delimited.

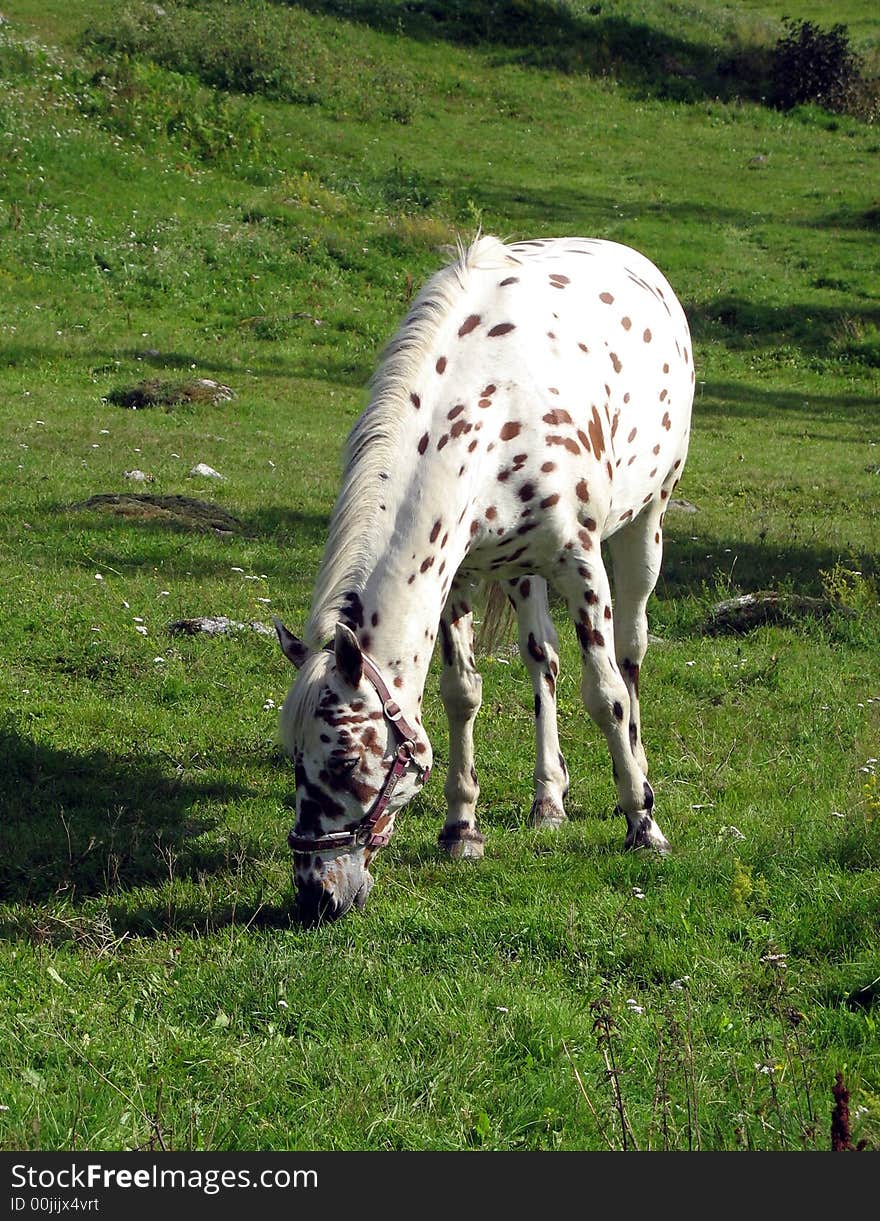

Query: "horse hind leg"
left=555, top=543, right=669, bottom=854
left=606, top=502, right=665, bottom=778
left=437, top=586, right=486, bottom=860
left=506, top=576, right=569, bottom=830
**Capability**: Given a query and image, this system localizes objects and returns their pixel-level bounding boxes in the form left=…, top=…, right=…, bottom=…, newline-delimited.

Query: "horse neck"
left=357, top=466, right=471, bottom=709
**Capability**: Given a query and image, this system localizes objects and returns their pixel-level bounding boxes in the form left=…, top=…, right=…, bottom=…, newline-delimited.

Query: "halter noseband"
left=287, top=650, right=431, bottom=856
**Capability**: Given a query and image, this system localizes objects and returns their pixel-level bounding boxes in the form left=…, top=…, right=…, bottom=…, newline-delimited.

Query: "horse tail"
left=475, top=580, right=515, bottom=657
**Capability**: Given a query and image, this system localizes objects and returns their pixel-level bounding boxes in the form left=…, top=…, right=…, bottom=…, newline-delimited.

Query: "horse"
left=274, top=234, right=694, bottom=924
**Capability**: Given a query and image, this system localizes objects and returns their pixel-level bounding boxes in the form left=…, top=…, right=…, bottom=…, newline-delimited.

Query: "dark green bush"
left=770, top=19, right=876, bottom=120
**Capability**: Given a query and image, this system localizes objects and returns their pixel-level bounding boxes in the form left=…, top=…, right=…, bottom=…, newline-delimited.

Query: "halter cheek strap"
left=287, top=650, right=431, bottom=855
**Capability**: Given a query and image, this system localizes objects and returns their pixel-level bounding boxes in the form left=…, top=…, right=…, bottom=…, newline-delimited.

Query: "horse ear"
left=334, top=622, right=363, bottom=688
left=273, top=618, right=309, bottom=669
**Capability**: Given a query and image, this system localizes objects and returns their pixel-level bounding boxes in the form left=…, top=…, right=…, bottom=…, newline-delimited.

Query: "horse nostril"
left=295, top=882, right=340, bottom=927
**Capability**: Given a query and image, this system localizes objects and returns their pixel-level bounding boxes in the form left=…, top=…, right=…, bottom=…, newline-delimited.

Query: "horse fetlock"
left=623, top=810, right=670, bottom=855
left=438, top=822, right=486, bottom=860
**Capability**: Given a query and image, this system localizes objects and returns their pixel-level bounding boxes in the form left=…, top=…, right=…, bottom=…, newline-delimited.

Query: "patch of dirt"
left=71, top=493, right=242, bottom=535
left=105, top=378, right=234, bottom=409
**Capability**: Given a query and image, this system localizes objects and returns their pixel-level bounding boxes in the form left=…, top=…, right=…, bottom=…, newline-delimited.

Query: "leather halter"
left=287, top=650, right=431, bottom=856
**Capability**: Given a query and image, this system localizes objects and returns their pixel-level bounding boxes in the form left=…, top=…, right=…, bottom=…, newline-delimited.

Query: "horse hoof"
left=529, top=797, right=567, bottom=830
left=438, top=824, right=485, bottom=861
left=624, top=813, right=670, bottom=855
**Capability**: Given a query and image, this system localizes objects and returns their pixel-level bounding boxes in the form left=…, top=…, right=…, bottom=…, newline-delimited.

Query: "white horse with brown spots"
left=275, top=235, right=694, bottom=924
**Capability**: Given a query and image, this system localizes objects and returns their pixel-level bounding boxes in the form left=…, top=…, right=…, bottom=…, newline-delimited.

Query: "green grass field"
left=0, top=0, right=878, bottom=1150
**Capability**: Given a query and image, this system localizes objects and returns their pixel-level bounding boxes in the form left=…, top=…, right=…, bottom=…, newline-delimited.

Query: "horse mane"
left=304, top=233, right=520, bottom=648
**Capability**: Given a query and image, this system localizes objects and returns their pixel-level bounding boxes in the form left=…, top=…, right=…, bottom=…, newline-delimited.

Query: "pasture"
left=0, top=0, right=878, bottom=1151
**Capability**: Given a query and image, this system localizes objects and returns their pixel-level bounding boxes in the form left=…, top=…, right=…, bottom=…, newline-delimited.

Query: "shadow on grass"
left=658, top=533, right=876, bottom=600
left=114, top=345, right=372, bottom=389
left=101, top=894, right=298, bottom=939
left=473, top=182, right=760, bottom=230
left=0, top=727, right=249, bottom=904
left=49, top=502, right=330, bottom=590
left=696, top=379, right=879, bottom=427
left=240, top=505, right=331, bottom=547
left=282, top=0, right=769, bottom=103
left=689, top=299, right=880, bottom=370
left=113, top=347, right=314, bottom=382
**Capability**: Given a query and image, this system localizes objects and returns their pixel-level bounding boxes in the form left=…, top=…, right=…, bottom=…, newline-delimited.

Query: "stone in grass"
left=72, top=493, right=242, bottom=536
left=190, top=462, right=224, bottom=480
left=707, top=590, right=852, bottom=634
left=106, top=378, right=235, bottom=410
left=169, top=616, right=273, bottom=639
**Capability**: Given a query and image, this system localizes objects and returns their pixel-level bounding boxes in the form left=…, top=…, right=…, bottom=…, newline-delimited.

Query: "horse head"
left=274, top=619, right=432, bottom=925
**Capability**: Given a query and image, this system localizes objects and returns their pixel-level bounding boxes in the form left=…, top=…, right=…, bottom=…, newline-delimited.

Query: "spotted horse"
left=274, top=235, right=695, bottom=924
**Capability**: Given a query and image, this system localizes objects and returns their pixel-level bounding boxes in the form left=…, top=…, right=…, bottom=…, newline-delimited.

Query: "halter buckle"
left=288, top=828, right=357, bottom=854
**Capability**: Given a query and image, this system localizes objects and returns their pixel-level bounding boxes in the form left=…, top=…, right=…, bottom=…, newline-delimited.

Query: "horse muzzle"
left=294, top=870, right=374, bottom=927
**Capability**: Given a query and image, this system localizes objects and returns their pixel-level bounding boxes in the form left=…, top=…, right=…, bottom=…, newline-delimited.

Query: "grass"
left=0, top=0, right=878, bottom=1151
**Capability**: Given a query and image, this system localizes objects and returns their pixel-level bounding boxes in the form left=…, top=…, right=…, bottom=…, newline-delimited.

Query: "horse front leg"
left=437, top=588, right=485, bottom=860
left=505, top=576, right=569, bottom=829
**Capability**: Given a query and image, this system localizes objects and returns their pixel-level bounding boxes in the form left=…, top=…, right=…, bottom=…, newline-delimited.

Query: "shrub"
left=770, top=20, right=876, bottom=120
